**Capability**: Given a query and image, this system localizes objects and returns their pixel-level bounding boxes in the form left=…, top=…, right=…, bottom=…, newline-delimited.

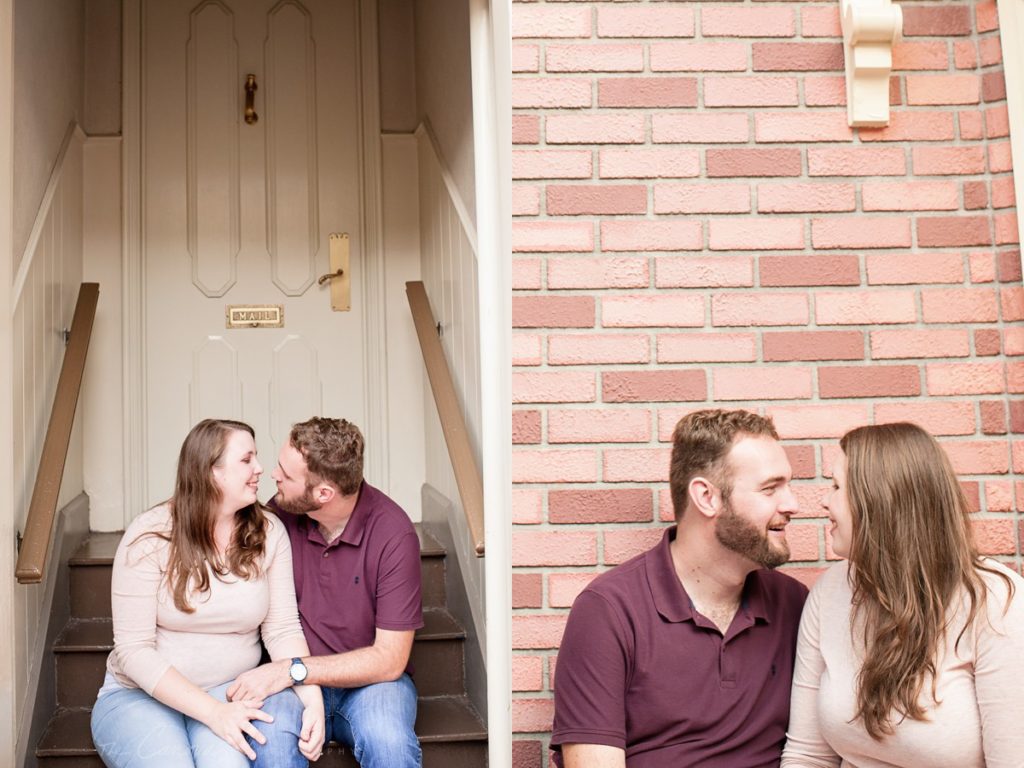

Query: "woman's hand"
left=204, top=698, right=274, bottom=760
left=298, top=699, right=326, bottom=761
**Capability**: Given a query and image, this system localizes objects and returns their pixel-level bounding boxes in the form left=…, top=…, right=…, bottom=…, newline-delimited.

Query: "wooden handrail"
left=16, top=283, right=100, bottom=584
left=406, top=281, right=485, bottom=556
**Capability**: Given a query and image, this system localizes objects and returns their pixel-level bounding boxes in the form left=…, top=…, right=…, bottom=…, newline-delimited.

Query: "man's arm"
left=562, top=744, right=626, bottom=768
left=228, top=627, right=414, bottom=700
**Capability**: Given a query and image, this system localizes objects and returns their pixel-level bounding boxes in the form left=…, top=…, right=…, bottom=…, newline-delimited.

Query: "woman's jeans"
left=90, top=680, right=305, bottom=768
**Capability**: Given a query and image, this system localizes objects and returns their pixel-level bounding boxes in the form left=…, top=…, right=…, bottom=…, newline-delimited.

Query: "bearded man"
left=551, top=409, right=808, bottom=768
left=228, top=417, right=423, bottom=768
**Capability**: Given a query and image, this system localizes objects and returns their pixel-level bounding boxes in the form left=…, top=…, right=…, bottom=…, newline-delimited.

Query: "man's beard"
left=274, top=485, right=319, bottom=516
left=715, top=498, right=789, bottom=570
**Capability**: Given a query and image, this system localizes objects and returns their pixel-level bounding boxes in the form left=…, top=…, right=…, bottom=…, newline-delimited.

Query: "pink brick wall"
left=510, top=2, right=1022, bottom=764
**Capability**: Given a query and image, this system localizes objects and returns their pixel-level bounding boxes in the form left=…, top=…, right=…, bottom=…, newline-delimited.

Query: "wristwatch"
left=289, top=657, right=308, bottom=686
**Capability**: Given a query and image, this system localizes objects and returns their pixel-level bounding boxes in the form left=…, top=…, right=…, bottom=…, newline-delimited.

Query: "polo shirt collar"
left=647, top=526, right=773, bottom=624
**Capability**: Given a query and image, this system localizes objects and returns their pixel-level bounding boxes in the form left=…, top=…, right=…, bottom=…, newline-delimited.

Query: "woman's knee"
left=249, top=689, right=308, bottom=768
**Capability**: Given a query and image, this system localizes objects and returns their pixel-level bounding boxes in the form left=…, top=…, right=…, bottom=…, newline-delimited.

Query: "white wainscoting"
left=10, top=121, right=85, bottom=742
left=415, top=122, right=485, bottom=649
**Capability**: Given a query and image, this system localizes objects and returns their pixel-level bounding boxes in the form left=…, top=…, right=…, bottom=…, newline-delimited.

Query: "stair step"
left=53, top=608, right=467, bottom=707
left=37, top=696, right=485, bottom=767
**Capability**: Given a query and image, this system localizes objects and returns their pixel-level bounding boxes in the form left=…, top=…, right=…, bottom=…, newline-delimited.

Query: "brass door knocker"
left=244, top=74, right=258, bottom=125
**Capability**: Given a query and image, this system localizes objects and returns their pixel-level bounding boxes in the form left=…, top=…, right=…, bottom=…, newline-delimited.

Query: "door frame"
left=120, top=0, right=388, bottom=523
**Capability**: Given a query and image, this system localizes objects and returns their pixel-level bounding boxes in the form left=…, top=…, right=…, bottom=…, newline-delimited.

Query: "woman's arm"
left=781, top=578, right=841, bottom=768
left=975, top=569, right=1024, bottom=768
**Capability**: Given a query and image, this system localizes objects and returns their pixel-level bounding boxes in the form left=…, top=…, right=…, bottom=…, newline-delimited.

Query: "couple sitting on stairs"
left=89, top=416, right=424, bottom=768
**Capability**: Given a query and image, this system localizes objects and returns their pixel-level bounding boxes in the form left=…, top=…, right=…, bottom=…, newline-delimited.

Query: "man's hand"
left=226, top=660, right=291, bottom=702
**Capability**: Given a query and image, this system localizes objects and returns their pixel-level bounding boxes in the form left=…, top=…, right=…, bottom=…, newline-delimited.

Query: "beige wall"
left=414, top=0, right=476, bottom=226
left=379, top=0, right=417, bottom=132
left=83, top=0, right=121, bottom=135
left=13, top=0, right=84, bottom=264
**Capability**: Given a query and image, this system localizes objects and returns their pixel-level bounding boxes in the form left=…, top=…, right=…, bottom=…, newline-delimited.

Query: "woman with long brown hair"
left=782, top=422, right=1024, bottom=767
left=90, top=419, right=324, bottom=767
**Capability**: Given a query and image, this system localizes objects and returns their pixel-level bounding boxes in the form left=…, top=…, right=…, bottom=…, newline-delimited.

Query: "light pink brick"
left=512, top=371, right=596, bottom=403
left=996, top=214, right=1018, bottom=246
left=513, top=150, right=592, bottom=180
left=513, top=44, right=540, bottom=73
left=954, top=40, right=978, bottom=69
left=763, top=330, right=865, bottom=361
left=547, top=185, right=647, bottom=216
left=513, top=114, right=540, bottom=144
left=959, top=109, right=984, bottom=140
left=811, top=217, right=911, bottom=249
left=1002, top=287, right=1024, bottom=322
left=707, top=149, right=802, bottom=177
left=757, top=183, right=856, bottom=213
left=787, top=524, right=824, bottom=562
left=550, top=488, right=654, bottom=525
left=816, top=290, right=916, bottom=325
left=926, top=363, right=1006, bottom=395
left=973, top=520, right=1015, bottom=556
left=709, top=218, right=804, bottom=251
left=548, top=573, right=599, bottom=608
left=513, top=221, right=594, bottom=252
left=597, top=6, right=695, bottom=38
left=1005, top=328, right=1024, bottom=357
left=603, top=370, right=707, bottom=403
left=713, top=367, right=814, bottom=401
left=866, top=253, right=964, bottom=285
left=512, top=333, right=542, bottom=366
left=547, top=258, right=649, bottom=290
left=651, top=42, right=747, bottom=72
left=985, top=481, right=1013, bottom=511
left=512, top=77, right=592, bottom=109
left=704, top=77, right=799, bottom=107
left=546, top=113, right=646, bottom=144
left=992, top=177, right=1016, bottom=208
left=512, top=489, right=543, bottom=525
left=759, top=255, right=859, bottom=287
left=601, top=220, right=703, bottom=252
left=906, top=75, right=980, bottom=106
left=657, top=333, right=758, bottom=363
left=513, top=295, right=594, bottom=328
left=702, top=6, right=796, bottom=37
left=754, top=112, right=853, bottom=142
left=987, top=105, right=1010, bottom=139
left=808, top=147, right=906, bottom=176
left=892, top=41, right=951, bottom=70
left=652, top=113, right=749, bottom=144
left=870, top=329, right=971, bottom=359
left=859, top=111, right=957, bottom=142
left=512, top=6, right=592, bottom=39
left=548, top=409, right=651, bottom=444
left=548, top=334, right=650, bottom=365
left=921, top=288, right=998, bottom=323
left=819, top=366, right=921, bottom=399
left=654, top=183, right=750, bottom=214
left=603, top=448, right=672, bottom=482
left=546, top=44, right=644, bottom=73
left=918, top=217, right=992, bottom=248
left=767, top=404, right=870, bottom=439
left=804, top=76, right=847, bottom=107
left=599, top=78, right=697, bottom=109
left=512, top=616, right=568, bottom=650
left=943, top=442, right=1009, bottom=475
left=513, top=186, right=541, bottom=216
left=862, top=181, right=958, bottom=211
left=512, top=258, right=542, bottom=290
left=655, top=256, right=754, bottom=288
left=977, top=1, right=1000, bottom=33
left=912, top=146, right=986, bottom=175
left=752, top=42, right=844, bottom=72
left=602, top=295, right=705, bottom=328
left=604, top=528, right=665, bottom=565
left=599, top=148, right=700, bottom=179
left=712, top=293, right=809, bottom=326
left=801, top=6, right=841, bottom=37
left=875, top=401, right=977, bottom=436
left=990, top=143, right=1014, bottom=174
left=512, top=449, right=598, bottom=483
left=512, top=656, right=543, bottom=691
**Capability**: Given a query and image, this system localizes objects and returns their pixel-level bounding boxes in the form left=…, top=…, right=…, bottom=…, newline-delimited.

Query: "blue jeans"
left=91, top=680, right=304, bottom=768
left=323, top=674, right=421, bottom=768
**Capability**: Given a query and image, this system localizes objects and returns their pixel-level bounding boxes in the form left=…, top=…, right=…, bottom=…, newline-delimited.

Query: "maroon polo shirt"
left=551, top=527, right=807, bottom=767
left=269, top=482, right=423, bottom=675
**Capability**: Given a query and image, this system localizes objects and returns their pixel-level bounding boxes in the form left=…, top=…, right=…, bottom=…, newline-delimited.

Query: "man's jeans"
left=91, top=680, right=305, bottom=768
left=323, top=674, right=421, bottom=768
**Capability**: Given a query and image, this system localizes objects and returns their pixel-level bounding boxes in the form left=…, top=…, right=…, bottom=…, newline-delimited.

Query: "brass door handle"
left=244, top=74, right=258, bottom=125
left=317, top=268, right=344, bottom=285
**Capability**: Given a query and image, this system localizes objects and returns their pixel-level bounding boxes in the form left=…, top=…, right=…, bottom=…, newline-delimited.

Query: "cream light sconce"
left=841, top=0, right=903, bottom=127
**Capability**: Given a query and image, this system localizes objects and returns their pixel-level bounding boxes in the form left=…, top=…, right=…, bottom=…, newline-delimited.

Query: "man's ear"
left=687, top=476, right=720, bottom=520
left=314, top=483, right=336, bottom=505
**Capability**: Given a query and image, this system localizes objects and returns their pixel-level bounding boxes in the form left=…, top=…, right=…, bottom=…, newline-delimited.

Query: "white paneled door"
left=142, top=0, right=365, bottom=505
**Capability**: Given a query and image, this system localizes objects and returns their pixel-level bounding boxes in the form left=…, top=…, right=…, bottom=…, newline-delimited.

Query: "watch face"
left=290, top=661, right=307, bottom=682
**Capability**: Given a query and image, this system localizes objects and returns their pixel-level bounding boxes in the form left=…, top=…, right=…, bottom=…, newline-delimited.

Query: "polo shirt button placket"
left=322, top=550, right=329, bottom=558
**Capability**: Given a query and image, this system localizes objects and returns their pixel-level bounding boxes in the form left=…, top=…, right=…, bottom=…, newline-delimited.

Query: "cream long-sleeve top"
left=781, top=559, right=1024, bottom=768
left=105, top=505, right=306, bottom=694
